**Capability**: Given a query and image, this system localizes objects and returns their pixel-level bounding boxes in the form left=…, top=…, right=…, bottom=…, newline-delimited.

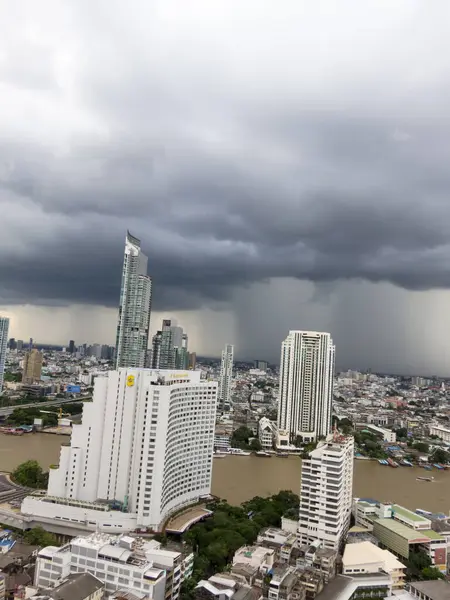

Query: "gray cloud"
left=2, top=0, right=450, bottom=325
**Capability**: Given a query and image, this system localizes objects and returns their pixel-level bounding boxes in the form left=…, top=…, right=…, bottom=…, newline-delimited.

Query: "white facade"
left=298, top=433, right=354, bottom=550
left=0, top=317, right=9, bottom=392
left=218, top=344, right=234, bottom=408
left=278, top=331, right=335, bottom=443
left=258, top=417, right=275, bottom=449
left=34, top=532, right=193, bottom=600
left=366, top=424, right=396, bottom=443
left=115, top=232, right=152, bottom=369
left=23, top=369, right=217, bottom=531
left=429, top=424, right=450, bottom=443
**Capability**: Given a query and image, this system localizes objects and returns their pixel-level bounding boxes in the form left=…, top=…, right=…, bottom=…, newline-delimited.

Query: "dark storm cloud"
left=2, top=0, right=450, bottom=311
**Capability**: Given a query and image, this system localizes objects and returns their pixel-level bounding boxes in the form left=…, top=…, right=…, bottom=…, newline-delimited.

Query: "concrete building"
left=232, top=546, right=275, bottom=574
left=218, top=344, right=234, bottom=409
left=23, top=349, right=43, bottom=384
left=342, top=541, right=406, bottom=590
left=34, top=532, right=193, bottom=600
left=429, top=424, right=450, bottom=443
left=0, top=317, right=9, bottom=392
left=22, top=369, right=217, bottom=532
left=298, top=433, right=354, bottom=550
left=406, top=580, right=450, bottom=600
left=35, top=572, right=105, bottom=600
left=373, top=507, right=447, bottom=573
left=258, top=418, right=275, bottom=450
left=277, top=331, right=335, bottom=443
left=115, top=232, right=152, bottom=369
left=365, top=424, right=396, bottom=443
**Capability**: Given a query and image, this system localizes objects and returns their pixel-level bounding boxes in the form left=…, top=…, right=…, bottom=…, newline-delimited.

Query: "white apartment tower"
left=0, top=317, right=9, bottom=392
left=298, top=433, right=354, bottom=550
left=23, top=369, right=217, bottom=532
left=115, top=232, right=152, bottom=368
left=278, top=330, right=335, bottom=443
left=218, top=344, right=234, bottom=408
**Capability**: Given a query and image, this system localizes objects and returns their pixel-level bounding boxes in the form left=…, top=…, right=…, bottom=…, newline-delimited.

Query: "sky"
left=2, top=1, right=450, bottom=373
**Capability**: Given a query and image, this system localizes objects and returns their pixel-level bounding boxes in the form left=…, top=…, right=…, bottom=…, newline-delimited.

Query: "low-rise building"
left=429, top=424, right=450, bottom=443
left=342, top=541, right=406, bottom=590
left=232, top=546, right=274, bottom=575
left=258, top=419, right=275, bottom=450
left=195, top=574, right=259, bottom=600
left=33, top=572, right=104, bottom=600
left=407, top=580, right=450, bottom=600
left=34, top=533, right=193, bottom=600
left=315, top=573, right=392, bottom=600
left=263, top=566, right=306, bottom=600
left=364, top=424, right=396, bottom=443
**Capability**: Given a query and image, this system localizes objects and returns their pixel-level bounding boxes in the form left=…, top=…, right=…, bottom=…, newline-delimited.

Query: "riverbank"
left=1, top=434, right=450, bottom=514
left=211, top=454, right=450, bottom=513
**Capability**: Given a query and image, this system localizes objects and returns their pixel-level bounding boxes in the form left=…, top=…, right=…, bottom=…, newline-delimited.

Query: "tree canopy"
left=430, top=448, right=450, bottom=464
left=12, top=460, right=48, bottom=489
left=24, top=526, right=59, bottom=547
left=180, top=491, right=299, bottom=599
left=230, top=426, right=254, bottom=450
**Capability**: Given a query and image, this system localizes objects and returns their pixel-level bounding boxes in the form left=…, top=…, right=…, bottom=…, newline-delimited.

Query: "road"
left=0, top=397, right=92, bottom=417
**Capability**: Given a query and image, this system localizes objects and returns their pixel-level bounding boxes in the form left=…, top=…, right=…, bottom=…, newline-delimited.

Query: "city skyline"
left=5, top=3, right=450, bottom=374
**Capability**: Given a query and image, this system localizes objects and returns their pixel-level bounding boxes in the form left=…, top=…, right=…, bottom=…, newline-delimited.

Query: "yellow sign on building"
left=127, top=375, right=135, bottom=387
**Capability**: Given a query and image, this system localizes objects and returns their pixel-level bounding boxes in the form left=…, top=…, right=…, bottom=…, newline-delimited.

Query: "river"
left=1, top=434, right=449, bottom=514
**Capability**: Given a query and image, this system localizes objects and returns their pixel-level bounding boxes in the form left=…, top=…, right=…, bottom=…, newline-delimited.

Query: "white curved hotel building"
left=22, top=370, right=217, bottom=532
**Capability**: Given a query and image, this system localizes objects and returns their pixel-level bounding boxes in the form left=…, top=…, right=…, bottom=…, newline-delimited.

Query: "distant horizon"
left=6, top=342, right=450, bottom=380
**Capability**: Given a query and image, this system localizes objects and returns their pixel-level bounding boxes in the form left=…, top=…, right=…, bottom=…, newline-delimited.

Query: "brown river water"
left=1, top=434, right=449, bottom=515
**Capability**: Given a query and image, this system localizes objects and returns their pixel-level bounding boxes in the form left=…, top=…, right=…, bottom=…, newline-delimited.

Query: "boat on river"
left=387, top=458, right=399, bottom=468
left=417, top=476, right=434, bottom=482
left=229, top=448, right=251, bottom=456
left=255, top=451, right=271, bottom=457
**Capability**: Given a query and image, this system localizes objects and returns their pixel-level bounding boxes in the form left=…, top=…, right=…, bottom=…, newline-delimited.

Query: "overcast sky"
left=2, top=1, right=450, bottom=373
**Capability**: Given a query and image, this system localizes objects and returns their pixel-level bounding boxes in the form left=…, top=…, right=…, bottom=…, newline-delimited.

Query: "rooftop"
left=374, top=519, right=437, bottom=543
left=409, top=580, right=450, bottom=600
left=392, top=504, right=429, bottom=523
left=165, top=506, right=212, bottom=534
left=343, top=541, right=405, bottom=571
left=48, top=573, right=104, bottom=600
left=315, top=575, right=352, bottom=600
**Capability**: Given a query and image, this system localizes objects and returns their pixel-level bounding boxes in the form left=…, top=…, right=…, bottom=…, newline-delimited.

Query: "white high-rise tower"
left=0, top=317, right=9, bottom=392
left=218, top=344, right=234, bottom=408
left=277, top=330, right=335, bottom=443
left=298, top=433, right=354, bottom=550
left=23, top=369, right=217, bottom=532
left=115, top=232, right=152, bottom=368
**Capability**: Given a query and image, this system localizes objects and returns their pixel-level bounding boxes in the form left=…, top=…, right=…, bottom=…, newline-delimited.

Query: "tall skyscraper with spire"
left=115, top=232, right=152, bottom=368
left=0, top=317, right=9, bottom=392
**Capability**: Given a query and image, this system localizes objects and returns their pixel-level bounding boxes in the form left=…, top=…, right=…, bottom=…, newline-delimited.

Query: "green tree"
left=339, top=418, right=353, bottom=434
left=407, top=549, right=432, bottom=580
left=230, top=426, right=254, bottom=449
left=4, top=372, right=22, bottom=383
left=413, top=442, right=430, bottom=453
left=422, top=567, right=445, bottom=580
left=395, top=427, right=408, bottom=439
left=249, top=438, right=262, bottom=451
left=430, top=448, right=450, bottom=464
left=24, top=526, right=59, bottom=547
left=12, top=460, right=48, bottom=489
